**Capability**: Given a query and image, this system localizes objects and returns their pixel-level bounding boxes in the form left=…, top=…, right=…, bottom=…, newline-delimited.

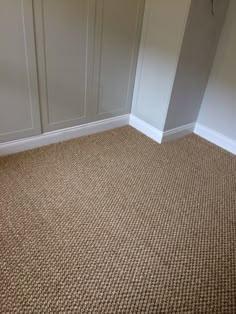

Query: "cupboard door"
left=93, top=0, right=145, bottom=119
left=0, top=0, right=41, bottom=143
left=34, top=0, right=96, bottom=132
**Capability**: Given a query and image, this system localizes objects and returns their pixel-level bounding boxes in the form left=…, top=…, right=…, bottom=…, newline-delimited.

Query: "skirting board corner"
left=129, top=114, right=194, bottom=144
left=162, top=123, right=195, bottom=143
left=129, top=115, right=163, bottom=143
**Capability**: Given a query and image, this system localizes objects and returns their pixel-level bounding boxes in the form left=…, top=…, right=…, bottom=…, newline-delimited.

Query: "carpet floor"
left=0, top=126, right=236, bottom=313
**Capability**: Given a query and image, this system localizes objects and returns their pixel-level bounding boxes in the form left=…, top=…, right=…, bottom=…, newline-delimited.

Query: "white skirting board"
left=162, top=122, right=195, bottom=143
left=129, top=115, right=163, bottom=143
left=1, top=114, right=235, bottom=156
left=194, top=123, right=236, bottom=155
left=0, top=115, right=130, bottom=156
left=129, top=115, right=236, bottom=155
left=129, top=114, right=194, bottom=144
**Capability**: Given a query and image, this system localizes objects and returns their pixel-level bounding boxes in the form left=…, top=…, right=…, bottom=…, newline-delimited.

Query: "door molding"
left=0, top=0, right=41, bottom=143
left=33, top=0, right=97, bottom=132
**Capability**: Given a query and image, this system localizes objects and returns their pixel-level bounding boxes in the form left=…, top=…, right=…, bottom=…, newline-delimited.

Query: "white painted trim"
left=194, top=123, right=236, bottom=155
left=2, top=115, right=234, bottom=157
left=129, top=115, right=195, bottom=144
left=0, top=115, right=130, bottom=156
left=129, top=116, right=236, bottom=155
left=162, top=123, right=195, bottom=143
left=129, top=115, right=163, bottom=143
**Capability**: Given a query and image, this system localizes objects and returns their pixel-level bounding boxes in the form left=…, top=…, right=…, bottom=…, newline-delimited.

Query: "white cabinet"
left=0, top=0, right=41, bottom=143
left=94, top=0, right=145, bottom=120
left=0, top=0, right=145, bottom=139
left=34, top=0, right=97, bottom=132
left=34, top=0, right=144, bottom=132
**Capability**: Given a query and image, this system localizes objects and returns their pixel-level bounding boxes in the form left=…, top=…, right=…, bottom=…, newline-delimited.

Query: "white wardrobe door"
left=34, top=0, right=96, bottom=132
left=93, top=0, right=145, bottom=119
left=0, top=0, right=41, bottom=143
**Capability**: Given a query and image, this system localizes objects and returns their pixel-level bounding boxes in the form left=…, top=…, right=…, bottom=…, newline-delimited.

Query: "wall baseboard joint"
left=0, top=115, right=130, bottom=156
left=194, top=123, right=236, bottom=155
left=129, top=114, right=195, bottom=144
left=162, top=123, right=195, bottom=143
left=1, top=115, right=234, bottom=157
left=129, top=115, right=163, bottom=143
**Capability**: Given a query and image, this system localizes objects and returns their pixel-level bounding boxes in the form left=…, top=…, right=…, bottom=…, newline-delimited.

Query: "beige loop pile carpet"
left=0, top=126, right=236, bottom=313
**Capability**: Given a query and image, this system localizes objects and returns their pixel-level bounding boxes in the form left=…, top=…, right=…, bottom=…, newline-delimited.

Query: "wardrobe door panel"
left=34, top=0, right=95, bottom=132
left=94, top=0, right=145, bottom=119
left=0, top=0, right=41, bottom=143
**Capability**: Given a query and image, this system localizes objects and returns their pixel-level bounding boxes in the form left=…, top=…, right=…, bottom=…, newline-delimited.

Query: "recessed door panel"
left=94, top=0, right=145, bottom=118
left=34, top=0, right=95, bottom=131
left=0, top=0, right=41, bottom=142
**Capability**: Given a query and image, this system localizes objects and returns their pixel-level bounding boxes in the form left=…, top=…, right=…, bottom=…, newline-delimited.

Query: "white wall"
left=165, top=0, right=229, bottom=131
left=197, top=0, right=236, bottom=140
left=132, top=0, right=191, bottom=131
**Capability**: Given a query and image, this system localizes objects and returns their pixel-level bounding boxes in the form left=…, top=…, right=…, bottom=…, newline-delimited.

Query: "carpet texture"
left=0, top=126, right=236, bottom=313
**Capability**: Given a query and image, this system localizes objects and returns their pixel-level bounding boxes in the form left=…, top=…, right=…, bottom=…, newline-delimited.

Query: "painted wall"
left=164, top=0, right=229, bottom=131
left=197, top=0, right=236, bottom=140
left=132, top=0, right=191, bottom=131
